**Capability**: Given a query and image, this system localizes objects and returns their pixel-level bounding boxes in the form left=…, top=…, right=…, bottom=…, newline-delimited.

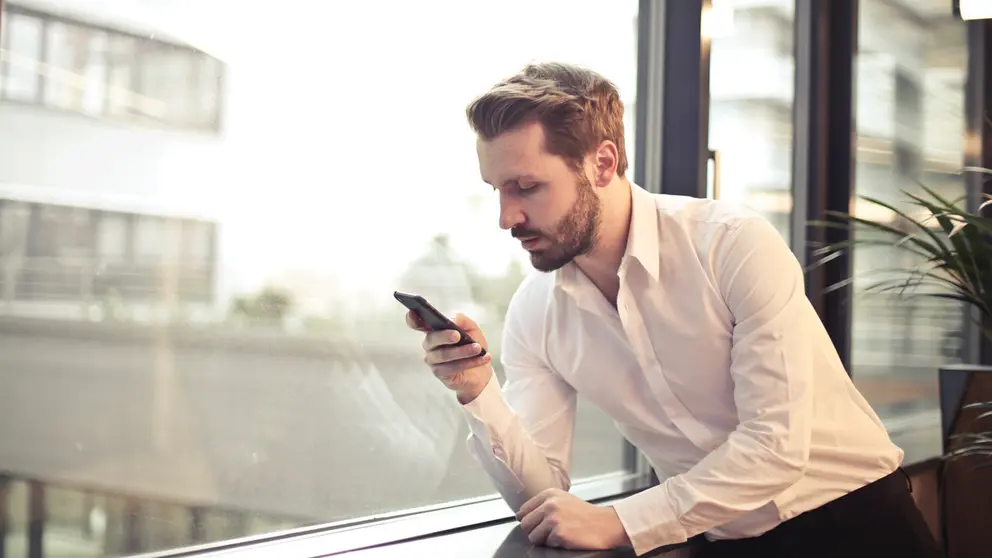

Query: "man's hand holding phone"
left=405, top=310, right=493, bottom=404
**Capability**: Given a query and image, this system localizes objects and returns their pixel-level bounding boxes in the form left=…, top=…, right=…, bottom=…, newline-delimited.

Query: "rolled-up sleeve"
left=613, top=217, right=814, bottom=555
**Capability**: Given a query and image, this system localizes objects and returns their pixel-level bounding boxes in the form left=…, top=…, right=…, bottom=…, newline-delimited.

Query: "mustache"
left=511, top=227, right=544, bottom=239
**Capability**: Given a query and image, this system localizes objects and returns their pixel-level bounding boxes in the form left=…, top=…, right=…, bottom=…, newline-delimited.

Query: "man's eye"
left=519, top=183, right=541, bottom=194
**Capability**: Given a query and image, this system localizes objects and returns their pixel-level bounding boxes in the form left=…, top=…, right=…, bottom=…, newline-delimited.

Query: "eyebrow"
left=484, top=174, right=540, bottom=189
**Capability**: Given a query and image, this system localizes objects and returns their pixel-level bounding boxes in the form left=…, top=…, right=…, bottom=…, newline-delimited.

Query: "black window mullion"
left=791, top=0, right=859, bottom=372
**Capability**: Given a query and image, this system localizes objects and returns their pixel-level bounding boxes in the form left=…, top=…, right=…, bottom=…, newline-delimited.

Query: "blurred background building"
left=0, top=0, right=222, bottom=326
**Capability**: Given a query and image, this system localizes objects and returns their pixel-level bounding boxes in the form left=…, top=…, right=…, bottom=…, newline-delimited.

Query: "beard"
left=512, top=171, right=602, bottom=272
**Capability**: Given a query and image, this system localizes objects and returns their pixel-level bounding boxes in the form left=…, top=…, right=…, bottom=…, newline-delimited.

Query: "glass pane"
left=194, top=55, right=222, bottom=128
left=97, top=213, right=127, bottom=264
left=0, top=7, right=7, bottom=92
left=852, top=0, right=967, bottom=461
left=707, top=0, right=794, bottom=240
left=106, top=35, right=138, bottom=118
left=0, top=1, right=638, bottom=555
left=137, top=41, right=194, bottom=125
left=133, top=215, right=163, bottom=264
left=3, top=11, right=43, bottom=101
left=44, top=22, right=108, bottom=115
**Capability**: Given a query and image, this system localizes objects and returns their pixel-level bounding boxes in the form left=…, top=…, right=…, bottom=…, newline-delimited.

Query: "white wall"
left=0, top=105, right=226, bottom=217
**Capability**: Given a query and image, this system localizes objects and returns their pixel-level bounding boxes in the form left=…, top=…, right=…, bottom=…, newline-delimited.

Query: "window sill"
left=122, top=416, right=944, bottom=558
left=133, top=471, right=656, bottom=558
left=134, top=437, right=949, bottom=558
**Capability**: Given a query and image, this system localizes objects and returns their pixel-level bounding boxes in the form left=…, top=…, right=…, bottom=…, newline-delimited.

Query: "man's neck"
left=574, top=179, right=633, bottom=307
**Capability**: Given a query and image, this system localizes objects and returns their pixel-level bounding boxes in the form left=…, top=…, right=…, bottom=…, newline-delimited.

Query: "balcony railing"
left=0, top=470, right=308, bottom=558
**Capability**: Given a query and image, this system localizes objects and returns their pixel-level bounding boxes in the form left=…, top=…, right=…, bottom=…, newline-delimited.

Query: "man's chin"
left=529, top=251, right=572, bottom=273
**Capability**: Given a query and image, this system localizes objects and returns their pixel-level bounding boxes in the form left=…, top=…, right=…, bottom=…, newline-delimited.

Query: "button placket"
left=619, top=291, right=718, bottom=450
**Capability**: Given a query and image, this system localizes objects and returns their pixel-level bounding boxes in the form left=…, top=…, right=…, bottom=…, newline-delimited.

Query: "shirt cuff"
left=462, top=373, right=515, bottom=445
left=611, top=483, right=688, bottom=556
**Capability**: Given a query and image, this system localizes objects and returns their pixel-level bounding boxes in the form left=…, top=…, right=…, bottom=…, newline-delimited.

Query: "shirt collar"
left=555, top=183, right=660, bottom=292
left=623, top=183, right=661, bottom=281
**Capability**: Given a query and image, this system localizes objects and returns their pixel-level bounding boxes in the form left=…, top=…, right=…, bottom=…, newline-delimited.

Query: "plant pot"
left=938, top=364, right=992, bottom=558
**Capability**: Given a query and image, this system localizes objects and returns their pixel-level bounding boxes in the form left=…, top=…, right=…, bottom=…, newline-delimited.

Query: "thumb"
left=452, top=312, right=480, bottom=333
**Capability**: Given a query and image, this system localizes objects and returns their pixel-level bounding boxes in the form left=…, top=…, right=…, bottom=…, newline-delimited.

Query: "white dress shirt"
left=461, top=184, right=904, bottom=555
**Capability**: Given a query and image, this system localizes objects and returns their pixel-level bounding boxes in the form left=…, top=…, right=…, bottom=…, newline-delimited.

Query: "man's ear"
left=592, top=140, right=619, bottom=186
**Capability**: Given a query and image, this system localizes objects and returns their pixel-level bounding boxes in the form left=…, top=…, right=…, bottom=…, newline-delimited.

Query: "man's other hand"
left=517, top=488, right=631, bottom=550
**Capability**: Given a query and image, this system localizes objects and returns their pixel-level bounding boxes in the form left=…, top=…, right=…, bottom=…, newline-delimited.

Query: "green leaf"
left=902, top=190, right=983, bottom=294
left=944, top=448, right=992, bottom=461
left=809, top=181, right=992, bottom=351
left=948, top=432, right=992, bottom=443
left=821, top=209, right=948, bottom=261
left=962, top=401, right=992, bottom=411
left=857, top=194, right=953, bottom=256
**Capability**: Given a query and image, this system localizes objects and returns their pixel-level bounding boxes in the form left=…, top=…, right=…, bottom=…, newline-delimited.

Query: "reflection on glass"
left=707, top=0, right=794, bottom=239
left=852, top=0, right=966, bottom=456
left=0, top=1, right=637, bottom=555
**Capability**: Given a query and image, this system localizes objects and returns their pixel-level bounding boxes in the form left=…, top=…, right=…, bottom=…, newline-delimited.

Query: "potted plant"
left=808, top=172, right=992, bottom=555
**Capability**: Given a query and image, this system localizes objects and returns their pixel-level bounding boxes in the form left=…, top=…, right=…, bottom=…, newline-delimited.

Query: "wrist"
left=607, top=505, right=632, bottom=547
left=456, top=368, right=493, bottom=405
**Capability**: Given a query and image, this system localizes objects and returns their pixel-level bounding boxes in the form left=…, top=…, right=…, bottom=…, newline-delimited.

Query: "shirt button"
left=493, top=446, right=506, bottom=461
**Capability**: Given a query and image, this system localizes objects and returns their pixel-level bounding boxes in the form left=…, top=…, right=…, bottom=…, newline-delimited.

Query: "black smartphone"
left=393, top=290, right=487, bottom=357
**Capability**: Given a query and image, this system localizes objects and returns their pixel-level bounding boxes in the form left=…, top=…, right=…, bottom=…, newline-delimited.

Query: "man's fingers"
left=545, top=528, right=567, bottom=549
left=452, top=312, right=480, bottom=333
left=406, top=311, right=428, bottom=331
left=425, top=343, right=484, bottom=365
left=525, top=514, right=555, bottom=546
left=422, top=329, right=462, bottom=351
left=518, top=503, right=546, bottom=534
left=516, top=492, right=547, bottom=522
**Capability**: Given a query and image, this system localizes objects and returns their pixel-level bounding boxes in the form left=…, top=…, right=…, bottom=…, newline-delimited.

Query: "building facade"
left=0, top=0, right=224, bottom=322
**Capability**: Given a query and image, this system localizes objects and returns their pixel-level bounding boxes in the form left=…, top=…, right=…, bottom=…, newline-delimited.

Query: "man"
left=405, top=62, right=941, bottom=557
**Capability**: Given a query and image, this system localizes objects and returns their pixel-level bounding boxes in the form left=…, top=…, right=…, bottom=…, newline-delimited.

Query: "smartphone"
left=393, top=291, right=487, bottom=356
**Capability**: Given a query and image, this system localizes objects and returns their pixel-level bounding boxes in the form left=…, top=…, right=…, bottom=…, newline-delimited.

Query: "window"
left=0, top=3, right=223, bottom=131
left=852, top=0, right=967, bottom=458
left=97, top=213, right=127, bottom=264
left=0, top=200, right=32, bottom=303
left=0, top=1, right=639, bottom=556
left=0, top=8, right=7, bottom=93
left=106, top=34, right=138, bottom=118
left=137, top=42, right=196, bottom=125
left=133, top=214, right=164, bottom=265
left=707, top=0, right=795, bottom=240
left=1, top=10, right=43, bottom=102
left=192, top=56, right=223, bottom=129
left=45, top=21, right=109, bottom=115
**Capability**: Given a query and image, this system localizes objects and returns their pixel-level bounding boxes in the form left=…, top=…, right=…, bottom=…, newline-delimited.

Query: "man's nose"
left=498, top=198, right=525, bottom=231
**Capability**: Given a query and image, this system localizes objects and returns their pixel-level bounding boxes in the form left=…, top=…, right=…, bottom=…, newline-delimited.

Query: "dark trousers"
left=696, top=469, right=943, bottom=558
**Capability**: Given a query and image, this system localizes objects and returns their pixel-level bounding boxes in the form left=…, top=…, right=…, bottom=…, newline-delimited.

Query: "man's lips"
left=518, top=236, right=543, bottom=250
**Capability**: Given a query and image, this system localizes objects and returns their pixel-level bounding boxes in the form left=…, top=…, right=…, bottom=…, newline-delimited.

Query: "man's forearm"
left=462, top=375, right=572, bottom=512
